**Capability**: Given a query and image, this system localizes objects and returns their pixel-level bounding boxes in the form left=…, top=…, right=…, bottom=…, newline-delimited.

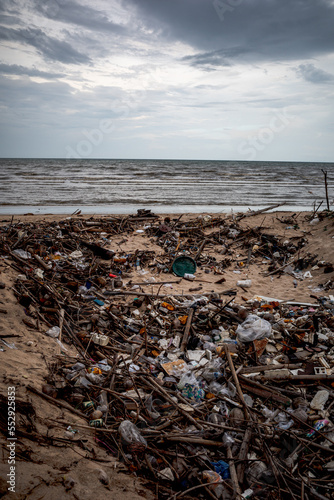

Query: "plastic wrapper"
left=236, top=314, right=272, bottom=343
left=223, top=432, right=235, bottom=447
left=181, top=384, right=205, bottom=403
left=207, top=413, right=225, bottom=425
left=157, top=467, right=174, bottom=481
left=306, top=419, right=330, bottom=438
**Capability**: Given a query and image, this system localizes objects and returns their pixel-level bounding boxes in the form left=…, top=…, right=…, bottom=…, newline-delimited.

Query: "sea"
left=0, top=158, right=333, bottom=215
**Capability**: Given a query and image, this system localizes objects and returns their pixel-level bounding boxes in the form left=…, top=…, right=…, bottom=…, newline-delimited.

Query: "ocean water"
left=0, top=158, right=333, bottom=214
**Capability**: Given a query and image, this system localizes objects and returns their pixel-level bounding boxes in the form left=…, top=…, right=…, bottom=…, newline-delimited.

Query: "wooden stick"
left=27, top=385, right=86, bottom=419
left=227, top=446, right=242, bottom=498
left=126, top=279, right=181, bottom=286
left=57, top=308, right=65, bottom=355
left=180, top=308, right=194, bottom=351
left=224, top=346, right=250, bottom=414
left=237, top=427, right=252, bottom=484
left=104, top=291, right=214, bottom=298
left=254, top=373, right=334, bottom=382
left=239, top=376, right=292, bottom=405
left=236, top=202, right=286, bottom=220
left=139, top=375, right=202, bottom=430
left=240, top=363, right=302, bottom=374
left=165, top=436, right=223, bottom=446
left=194, top=239, right=208, bottom=261
left=33, top=254, right=52, bottom=270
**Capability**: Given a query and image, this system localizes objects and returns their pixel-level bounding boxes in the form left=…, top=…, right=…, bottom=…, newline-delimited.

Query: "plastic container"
left=91, top=332, right=109, bottom=346
left=172, top=256, right=197, bottom=277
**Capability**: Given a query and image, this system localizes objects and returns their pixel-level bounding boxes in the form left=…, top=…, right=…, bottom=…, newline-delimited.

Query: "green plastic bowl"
left=172, top=256, right=197, bottom=277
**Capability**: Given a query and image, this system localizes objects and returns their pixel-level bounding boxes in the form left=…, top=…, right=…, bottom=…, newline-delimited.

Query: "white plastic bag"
left=236, top=314, right=272, bottom=343
left=119, top=420, right=147, bottom=448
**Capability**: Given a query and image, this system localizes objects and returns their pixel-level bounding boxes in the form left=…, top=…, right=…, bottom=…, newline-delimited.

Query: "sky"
left=0, top=0, right=333, bottom=161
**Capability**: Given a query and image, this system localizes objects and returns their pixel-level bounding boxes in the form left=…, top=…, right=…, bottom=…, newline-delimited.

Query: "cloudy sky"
left=0, top=0, right=333, bottom=161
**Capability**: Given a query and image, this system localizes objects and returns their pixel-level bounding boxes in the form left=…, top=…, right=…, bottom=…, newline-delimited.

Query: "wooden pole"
left=321, top=169, right=330, bottom=211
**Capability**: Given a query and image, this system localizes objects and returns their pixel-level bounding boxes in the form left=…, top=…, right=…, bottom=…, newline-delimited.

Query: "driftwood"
left=236, top=202, right=286, bottom=220
left=180, top=308, right=194, bottom=351
left=27, top=385, right=87, bottom=419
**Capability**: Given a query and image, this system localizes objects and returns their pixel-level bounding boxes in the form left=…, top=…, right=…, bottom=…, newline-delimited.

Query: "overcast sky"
left=0, top=0, right=333, bottom=161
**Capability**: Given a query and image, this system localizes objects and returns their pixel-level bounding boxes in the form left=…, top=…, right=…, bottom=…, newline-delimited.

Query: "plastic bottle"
left=96, top=390, right=108, bottom=413
left=237, top=279, right=252, bottom=288
left=310, top=390, right=329, bottom=411
left=202, top=471, right=223, bottom=498
left=247, top=461, right=267, bottom=484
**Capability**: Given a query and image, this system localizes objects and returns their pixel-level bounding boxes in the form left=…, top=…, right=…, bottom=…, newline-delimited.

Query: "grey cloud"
left=182, top=47, right=250, bottom=70
left=122, top=0, right=334, bottom=64
left=0, top=0, right=20, bottom=14
left=0, top=74, right=135, bottom=125
left=296, top=63, right=334, bottom=83
left=33, top=0, right=126, bottom=35
left=0, top=25, right=91, bottom=64
left=0, top=63, right=63, bottom=79
left=182, top=50, right=231, bottom=70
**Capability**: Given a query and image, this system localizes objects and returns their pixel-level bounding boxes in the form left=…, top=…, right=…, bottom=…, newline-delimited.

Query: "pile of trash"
left=1, top=208, right=334, bottom=499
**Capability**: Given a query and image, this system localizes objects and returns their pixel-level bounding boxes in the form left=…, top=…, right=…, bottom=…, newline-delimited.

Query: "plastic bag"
left=119, top=420, right=147, bottom=448
left=12, top=249, right=32, bottom=259
left=236, top=314, right=272, bottom=343
left=177, top=371, right=198, bottom=390
left=46, top=326, right=60, bottom=338
left=275, top=412, right=294, bottom=430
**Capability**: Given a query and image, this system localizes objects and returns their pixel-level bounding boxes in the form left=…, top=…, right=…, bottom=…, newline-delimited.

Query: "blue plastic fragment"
left=211, top=460, right=230, bottom=479
left=94, top=299, right=104, bottom=306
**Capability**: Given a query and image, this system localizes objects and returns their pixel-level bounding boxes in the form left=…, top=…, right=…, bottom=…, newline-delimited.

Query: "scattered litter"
left=1, top=207, right=334, bottom=500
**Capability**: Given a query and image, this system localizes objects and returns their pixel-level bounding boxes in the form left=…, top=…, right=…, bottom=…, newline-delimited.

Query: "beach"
left=0, top=209, right=333, bottom=499
left=1, top=0, right=334, bottom=496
